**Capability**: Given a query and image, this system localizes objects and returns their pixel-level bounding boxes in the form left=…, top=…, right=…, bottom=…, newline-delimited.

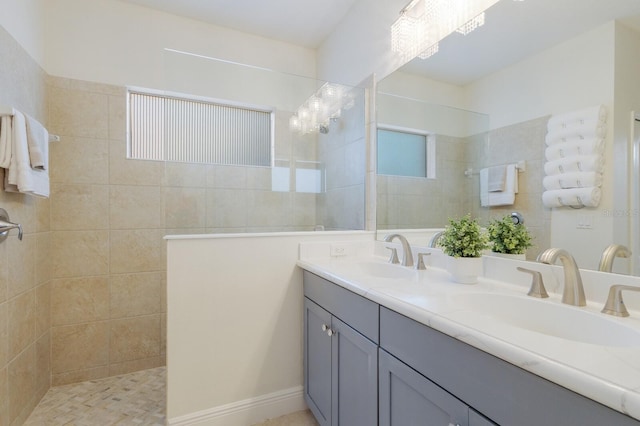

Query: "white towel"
left=481, top=164, right=518, bottom=207
left=25, top=114, right=48, bottom=170
left=542, top=172, right=602, bottom=190
left=542, top=187, right=601, bottom=208
left=545, top=138, right=604, bottom=161
left=547, top=105, right=606, bottom=129
left=486, top=165, right=506, bottom=192
left=545, top=121, right=607, bottom=145
left=0, top=114, right=12, bottom=168
left=4, top=111, right=49, bottom=197
left=543, top=155, right=604, bottom=175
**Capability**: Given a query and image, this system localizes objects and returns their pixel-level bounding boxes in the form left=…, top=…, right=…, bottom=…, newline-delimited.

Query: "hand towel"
left=481, top=164, right=518, bottom=207
left=544, top=138, right=604, bottom=161
left=25, top=114, right=48, bottom=170
left=0, top=115, right=12, bottom=168
left=545, top=121, right=607, bottom=145
left=542, top=187, right=601, bottom=208
left=547, top=105, right=606, bottom=129
left=487, top=165, right=506, bottom=192
left=4, top=110, right=49, bottom=197
left=542, top=172, right=602, bottom=190
left=543, top=155, right=604, bottom=176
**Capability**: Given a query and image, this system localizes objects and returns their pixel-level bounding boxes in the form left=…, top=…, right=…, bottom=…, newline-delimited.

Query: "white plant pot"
left=446, top=256, right=483, bottom=284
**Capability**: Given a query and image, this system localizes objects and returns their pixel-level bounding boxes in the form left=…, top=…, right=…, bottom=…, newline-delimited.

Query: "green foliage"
left=438, top=214, right=489, bottom=258
left=487, top=215, right=533, bottom=255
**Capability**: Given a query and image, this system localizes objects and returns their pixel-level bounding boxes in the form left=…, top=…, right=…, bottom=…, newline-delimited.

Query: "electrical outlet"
left=330, top=244, right=347, bottom=257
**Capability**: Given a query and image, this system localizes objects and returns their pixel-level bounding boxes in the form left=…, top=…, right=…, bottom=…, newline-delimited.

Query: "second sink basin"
left=452, top=292, right=640, bottom=347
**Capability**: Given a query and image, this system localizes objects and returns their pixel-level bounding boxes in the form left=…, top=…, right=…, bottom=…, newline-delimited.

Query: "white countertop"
left=297, top=246, right=640, bottom=421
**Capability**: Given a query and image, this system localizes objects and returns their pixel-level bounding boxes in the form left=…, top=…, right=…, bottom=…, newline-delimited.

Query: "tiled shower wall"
left=376, top=134, right=471, bottom=230
left=0, top=27, right=51, bottom=426
left=46, top=76, right=336, bottom=387
left=317, top=88, right=367, bottom=230
left=470, top=116, right=552, bottom=260
left=376, top=116, right=550, bottom=261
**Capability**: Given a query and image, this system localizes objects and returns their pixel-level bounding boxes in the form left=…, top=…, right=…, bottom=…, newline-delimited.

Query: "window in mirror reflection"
left=377, top=127, right=435, bottom=178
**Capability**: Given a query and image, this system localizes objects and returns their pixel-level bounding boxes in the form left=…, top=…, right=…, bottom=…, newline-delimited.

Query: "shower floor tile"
left=24, top=367, right=166, bottom=426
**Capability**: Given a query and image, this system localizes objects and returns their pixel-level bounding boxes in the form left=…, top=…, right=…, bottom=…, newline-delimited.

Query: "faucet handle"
left=601, top=284, right=640, bottom=317
left=517, top=267, right=549, bottom=298
left=386, top=247, right=399, bottom=264
left=415, top=252, right=431, bottom=270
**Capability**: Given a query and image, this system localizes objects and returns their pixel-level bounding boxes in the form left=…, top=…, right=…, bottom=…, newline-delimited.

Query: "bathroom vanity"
left=299, top=241, right=640, bottom=426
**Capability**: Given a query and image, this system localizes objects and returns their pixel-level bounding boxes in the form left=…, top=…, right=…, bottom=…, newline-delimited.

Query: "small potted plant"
left=487, top=215, right=533, bottom=259
left=438, top=214, right=489, bottom=284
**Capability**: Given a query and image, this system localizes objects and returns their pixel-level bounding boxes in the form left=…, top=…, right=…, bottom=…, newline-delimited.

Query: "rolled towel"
left=545, top=121, right=606, bottom=145
left=545, top=138, right=605, bottom=161
left=542, top=172, right=602, bottom=190
left=547, top=105, right=606, bottom=129
left=542, top=187, right=601, bottom=208
left=544, top=155, right=604, bottom=175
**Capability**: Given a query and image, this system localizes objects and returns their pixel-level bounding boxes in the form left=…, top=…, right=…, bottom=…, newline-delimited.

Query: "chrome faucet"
left=598, top=244, right=631, bottom=272
left=428, top=231, right=444, bottom=248
left=536, top=248, right=586, bottom=306
left=383, top=233, right=414, bottom=267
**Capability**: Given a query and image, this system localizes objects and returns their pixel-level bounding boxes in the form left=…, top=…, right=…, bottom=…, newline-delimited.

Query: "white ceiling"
left=119, top=0, right=640, bottom=84
left=119, top=0, right=359, bottom=48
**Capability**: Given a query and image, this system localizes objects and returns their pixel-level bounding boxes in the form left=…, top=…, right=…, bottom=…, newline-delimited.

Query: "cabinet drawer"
left=303, top=271, right=379, bottom=343
left=380, top=306, right=640, bottom=426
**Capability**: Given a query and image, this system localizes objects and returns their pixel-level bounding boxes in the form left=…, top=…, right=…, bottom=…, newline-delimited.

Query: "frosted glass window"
left=128, top=89, right=272, bottom=166
left=377, top=129, right=427, bottom=177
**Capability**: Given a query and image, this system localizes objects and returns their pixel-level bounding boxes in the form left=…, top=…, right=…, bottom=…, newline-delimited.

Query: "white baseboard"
left=167, top=386, right=307, bottom=426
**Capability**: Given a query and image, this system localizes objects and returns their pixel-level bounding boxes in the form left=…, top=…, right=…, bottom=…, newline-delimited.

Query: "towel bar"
left=0, top=105, right=60, bottom=142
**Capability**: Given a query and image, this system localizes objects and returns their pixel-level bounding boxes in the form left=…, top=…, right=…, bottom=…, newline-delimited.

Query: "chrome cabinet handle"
left=321, top=324, right=335, bottom=336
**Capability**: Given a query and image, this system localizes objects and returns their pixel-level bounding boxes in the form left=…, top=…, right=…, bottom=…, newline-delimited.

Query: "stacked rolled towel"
left=542, top=105, right=606, bottom=208
left=545, top=138, right=604, bottom=160
left=542, top=187, right=601, bottom=208
left=542, top=172, right=602, bottom=190
left=543, top=155, right=604, bottom=175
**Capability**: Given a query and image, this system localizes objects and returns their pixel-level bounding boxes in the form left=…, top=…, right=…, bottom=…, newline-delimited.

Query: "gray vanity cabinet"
left=379, top=348, right=469, bottom=426
left=303, top=272, right=379, bottom=426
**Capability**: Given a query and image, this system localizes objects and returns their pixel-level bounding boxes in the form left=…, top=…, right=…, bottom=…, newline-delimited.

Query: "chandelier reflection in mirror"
left=391, top=0, right=504, bottom=62
left=289, top=83, right=354, bottom=135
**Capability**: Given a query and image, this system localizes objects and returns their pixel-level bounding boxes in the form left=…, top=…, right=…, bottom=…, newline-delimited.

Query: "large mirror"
left=375, top=0, right=640, bottom=274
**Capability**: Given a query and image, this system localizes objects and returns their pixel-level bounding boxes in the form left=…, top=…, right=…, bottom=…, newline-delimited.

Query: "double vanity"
left=298, top=239, right=640, bottom=425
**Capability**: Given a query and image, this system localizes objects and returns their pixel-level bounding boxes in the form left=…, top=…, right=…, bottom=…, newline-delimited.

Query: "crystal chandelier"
left=391, top=0, right=502, bottom=62
left=289, top=83, right=353, bottom=135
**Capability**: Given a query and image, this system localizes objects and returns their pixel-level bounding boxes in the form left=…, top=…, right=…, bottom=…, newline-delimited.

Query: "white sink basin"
left=453, top=293, right=640, bottom=347
left=331, top=260, right=416, bottom=280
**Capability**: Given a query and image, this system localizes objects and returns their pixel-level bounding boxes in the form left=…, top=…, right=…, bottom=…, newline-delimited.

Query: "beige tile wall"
left=376, top=134, right=473, bottom=230
left=46, top=75, right=332, bottom=387
left=470, top=116, right=552, bottom=260
left=0, top=26, right=50, bottom=426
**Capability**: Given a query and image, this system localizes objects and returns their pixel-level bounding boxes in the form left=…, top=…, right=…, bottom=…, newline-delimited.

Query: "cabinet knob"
left=327, top=328, right=335, bottom=337
left=321, top=324, right=328, bottom=332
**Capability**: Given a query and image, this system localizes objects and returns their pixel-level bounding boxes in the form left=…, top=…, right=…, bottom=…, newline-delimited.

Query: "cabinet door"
left=379, top=349, right=468, bottom=426
left=331, top=317, right=378, bottom=426
left=469, top=409, right=497, bottom=426
left=304, top=298, right=332, bottom=426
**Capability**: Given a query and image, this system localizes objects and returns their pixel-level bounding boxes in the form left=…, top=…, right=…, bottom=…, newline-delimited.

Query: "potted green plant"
left=487, top=215, right=533, bottom=259
left=438, top=214, right=489, bottom=284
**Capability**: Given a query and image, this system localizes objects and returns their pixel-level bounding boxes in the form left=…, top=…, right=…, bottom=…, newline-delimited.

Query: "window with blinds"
left=128, top=89, right=273, bottom=167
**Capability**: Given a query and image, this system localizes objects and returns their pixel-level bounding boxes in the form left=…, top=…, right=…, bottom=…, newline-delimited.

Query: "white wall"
left=0, top=0, right=45, bottom=66
left=316, top=0, right=408, bottom=86
left=612, top=22, right=640, bottom=272
left=166, top=232, right=374, bottom=425
left=464, top=22, right=617, bottom=271
left=465, top=21, right=616, bottom=131
left=41, top=0, right=316, bottom=89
